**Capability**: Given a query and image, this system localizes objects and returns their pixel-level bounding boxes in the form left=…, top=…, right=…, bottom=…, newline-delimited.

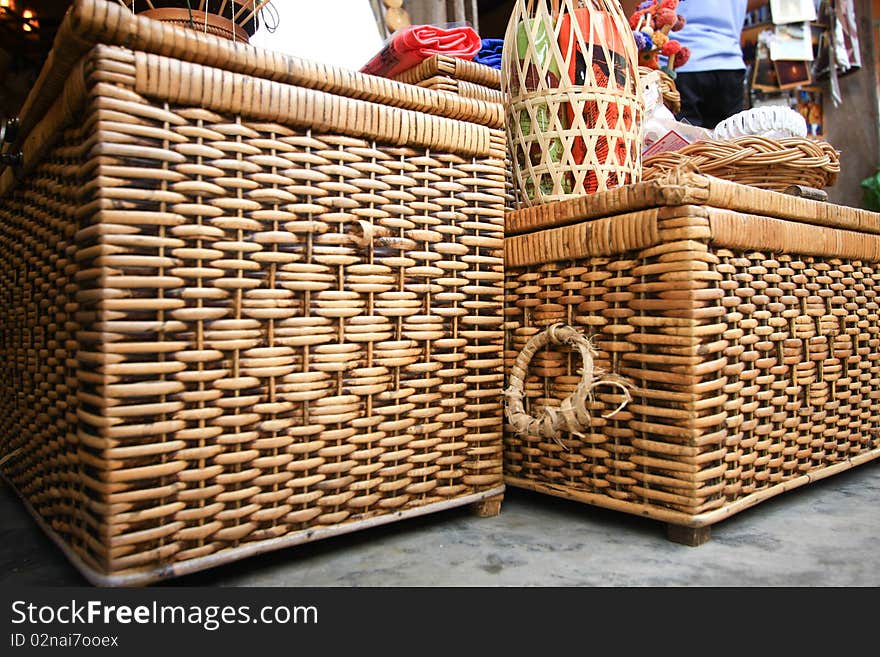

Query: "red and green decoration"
left=628, top=0, right=690, bottom=78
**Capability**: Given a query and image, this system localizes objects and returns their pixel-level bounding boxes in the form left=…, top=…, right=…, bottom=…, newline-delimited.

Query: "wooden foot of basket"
left=666, top=524, right=711, bottom=547
left=471, top=495, right=503, bottom=518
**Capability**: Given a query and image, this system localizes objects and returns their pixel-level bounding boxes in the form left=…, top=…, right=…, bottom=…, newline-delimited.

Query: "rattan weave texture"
left=393, top=55, right=505, bottom=105
left=0, top=0, right=505, bottom=585
left=503, top=170, right=880, bottom=532
left=391, top=55, right=515, bottom=215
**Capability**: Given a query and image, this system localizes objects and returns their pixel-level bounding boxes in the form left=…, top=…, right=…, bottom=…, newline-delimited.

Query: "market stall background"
left=476, top=0, right=879, bottom=209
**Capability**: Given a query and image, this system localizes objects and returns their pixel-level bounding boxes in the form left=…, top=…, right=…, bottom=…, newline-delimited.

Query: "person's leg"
left=700, top=70, right=746, bottom=130
left=673, top=71, right=706, bottom=127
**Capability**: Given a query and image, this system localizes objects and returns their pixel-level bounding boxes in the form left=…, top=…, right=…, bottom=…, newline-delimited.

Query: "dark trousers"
left=674, top=70, right=746, bottom=129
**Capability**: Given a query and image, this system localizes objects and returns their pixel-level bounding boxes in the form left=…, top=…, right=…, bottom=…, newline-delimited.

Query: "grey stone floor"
left=3, top=462, right=878, bottom=587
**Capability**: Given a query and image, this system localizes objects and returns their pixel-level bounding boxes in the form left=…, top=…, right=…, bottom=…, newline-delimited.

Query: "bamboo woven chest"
left=0, top=0, right=506, bottom=585
left=503, top=168, right=880, bottom=544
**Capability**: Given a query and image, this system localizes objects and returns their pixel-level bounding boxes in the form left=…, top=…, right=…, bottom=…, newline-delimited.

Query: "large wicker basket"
left=503, top=168, right=880, bottom=545
left=0, top=0, right=506, bottom=585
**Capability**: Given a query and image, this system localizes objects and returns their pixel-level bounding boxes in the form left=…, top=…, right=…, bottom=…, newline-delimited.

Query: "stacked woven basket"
left=497, top=0, right=879, bottom=549
left=393, top=54, right=504, bottom=105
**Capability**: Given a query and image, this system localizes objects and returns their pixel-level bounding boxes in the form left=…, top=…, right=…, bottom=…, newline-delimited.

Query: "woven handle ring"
left=504, top=324, right=633, bottom=445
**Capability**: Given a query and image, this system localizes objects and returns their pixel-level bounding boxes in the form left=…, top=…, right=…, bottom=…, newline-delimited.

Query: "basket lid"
left=505, top=167, right=879, bottom=237
left=393, top=54, right=502, bottom=90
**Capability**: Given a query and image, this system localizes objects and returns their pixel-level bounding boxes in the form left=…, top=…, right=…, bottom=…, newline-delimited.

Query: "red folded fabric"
left=360, top=24, right=482, bottom=79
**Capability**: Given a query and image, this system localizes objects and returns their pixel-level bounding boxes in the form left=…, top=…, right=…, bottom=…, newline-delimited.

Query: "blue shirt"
left=673, top=0, right=748, bottom=72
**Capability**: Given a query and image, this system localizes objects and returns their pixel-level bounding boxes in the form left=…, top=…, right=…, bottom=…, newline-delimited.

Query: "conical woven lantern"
left=502, top=0, right=643, bottom=206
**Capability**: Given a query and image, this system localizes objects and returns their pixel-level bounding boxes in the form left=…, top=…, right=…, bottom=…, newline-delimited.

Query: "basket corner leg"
left=471, top=494, right=503, bottom=518
left=666, top=523, right=711, bottom=547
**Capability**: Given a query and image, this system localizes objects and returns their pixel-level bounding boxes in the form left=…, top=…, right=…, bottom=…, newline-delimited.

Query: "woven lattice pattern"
left=1, top=124, right=86, bottom=554
left=0, top=39, right=506, bottom=581
left=503, top=179, right=880, bottom=524
left=502, top=0, right=643, bottom=206
left=392, top=55, right=516, bottom=218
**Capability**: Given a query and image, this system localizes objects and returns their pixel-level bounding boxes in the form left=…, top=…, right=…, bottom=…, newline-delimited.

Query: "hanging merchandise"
left=768, top=22, right=814, bottom=62
left=832, top=0, right=861, bottom=73
left=502, top=0, right=643, bottom=206
left=827, top=0, right=862, bottom=107
left=768, top=0, right=817, bottom=24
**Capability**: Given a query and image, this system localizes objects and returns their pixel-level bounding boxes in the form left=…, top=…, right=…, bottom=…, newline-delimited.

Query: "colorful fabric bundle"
left=474, top=38, right=504, bottom=69
left=360, top=24, right=482, bottom=79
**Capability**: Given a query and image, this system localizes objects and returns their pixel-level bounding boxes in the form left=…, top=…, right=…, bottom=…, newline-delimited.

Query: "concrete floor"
left=2, top=462, right=879, bottom=587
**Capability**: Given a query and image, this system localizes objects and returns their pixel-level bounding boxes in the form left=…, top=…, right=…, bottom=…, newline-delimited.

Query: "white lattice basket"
left=502, top=0, right=644, bottom=207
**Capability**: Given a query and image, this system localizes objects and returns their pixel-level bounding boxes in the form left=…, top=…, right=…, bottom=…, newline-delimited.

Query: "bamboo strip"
left=239, top=0, right=270, bottom=25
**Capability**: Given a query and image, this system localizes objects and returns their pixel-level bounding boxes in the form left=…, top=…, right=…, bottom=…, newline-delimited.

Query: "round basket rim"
left=123, top=2, right=261, bottom=38
left=642, top=135, right=841, bottom=191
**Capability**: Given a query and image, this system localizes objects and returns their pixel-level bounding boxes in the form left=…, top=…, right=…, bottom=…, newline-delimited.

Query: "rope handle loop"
left=504, top=324, right=634, bottom=448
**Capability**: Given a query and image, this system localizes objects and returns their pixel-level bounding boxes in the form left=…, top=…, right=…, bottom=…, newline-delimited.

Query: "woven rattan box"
left=503, top=168, right=880, bottom=545
left=393, top=54, right=504, bottom=105
left=0, top=0, right=506, bottom=585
